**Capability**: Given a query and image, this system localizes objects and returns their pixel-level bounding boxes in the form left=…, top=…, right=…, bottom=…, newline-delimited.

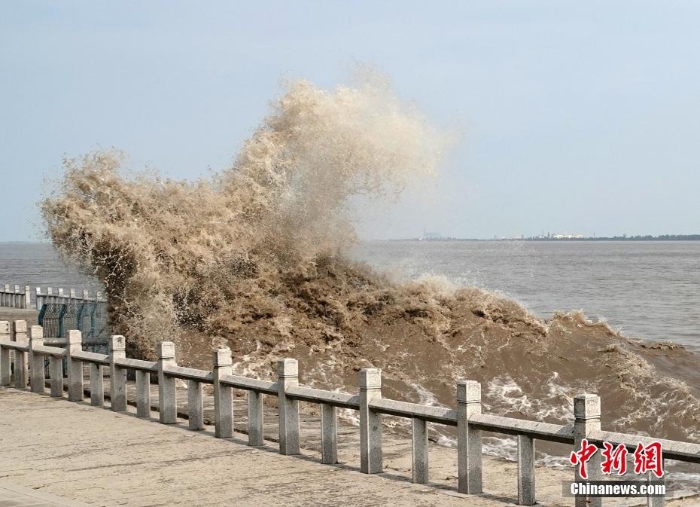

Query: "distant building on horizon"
left=420, top=231, right=442, bottom=240
left=551, top=233, right=585, bottom=239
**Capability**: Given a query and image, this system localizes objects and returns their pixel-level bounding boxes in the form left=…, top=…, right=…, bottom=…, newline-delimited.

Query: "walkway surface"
left=2, top=386, right=699, bottom=507
left=0, top=481, right=93, bottom=507
left=0, top=387, right=518, bottom=507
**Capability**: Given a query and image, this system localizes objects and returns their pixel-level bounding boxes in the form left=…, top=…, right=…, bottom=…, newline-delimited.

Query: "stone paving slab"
left=0, top=481, right=93, bottom=507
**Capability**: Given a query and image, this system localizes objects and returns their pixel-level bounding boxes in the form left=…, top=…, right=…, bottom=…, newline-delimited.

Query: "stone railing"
left=1, top=319, right=699, bottom=507
left=0, top=285, right=31, bottom=309
left=0, top=283, right=105, bottom=310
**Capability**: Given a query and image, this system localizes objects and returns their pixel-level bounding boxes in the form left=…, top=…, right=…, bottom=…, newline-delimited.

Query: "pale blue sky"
left=1, top=1, right=699, bottom=240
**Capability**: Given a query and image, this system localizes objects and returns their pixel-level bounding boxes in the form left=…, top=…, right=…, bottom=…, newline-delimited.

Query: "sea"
left=2, top=240, right=700, bottom=493
left=350, top=240, right=700, bottom=352
left=2, top=240, right=699, bottom=351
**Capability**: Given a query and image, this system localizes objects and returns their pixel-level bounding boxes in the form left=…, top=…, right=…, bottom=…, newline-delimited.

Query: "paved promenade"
left=0, top=481, right=93, bottom=506
left=2, top=385, right=699, bottom=506
left=0, top=387, right=518, bottom=507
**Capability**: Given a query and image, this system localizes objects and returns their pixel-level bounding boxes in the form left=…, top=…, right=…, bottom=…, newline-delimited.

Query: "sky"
left=1, top=0, right=699, bottom=241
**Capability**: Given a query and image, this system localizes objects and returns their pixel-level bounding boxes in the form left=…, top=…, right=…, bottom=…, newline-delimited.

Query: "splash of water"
left=41, top=73, right=700, bottom=482
left=41, top=73, right=450, bottom=357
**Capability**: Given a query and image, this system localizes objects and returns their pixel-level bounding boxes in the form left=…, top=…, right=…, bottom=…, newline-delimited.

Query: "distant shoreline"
left=3, top=235, right=700, bottom=245
left=385, top=234, right=700, bottom=242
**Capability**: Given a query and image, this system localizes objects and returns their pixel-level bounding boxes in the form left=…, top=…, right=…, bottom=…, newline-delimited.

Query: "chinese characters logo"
left=569, top=440, right=663, bottom=479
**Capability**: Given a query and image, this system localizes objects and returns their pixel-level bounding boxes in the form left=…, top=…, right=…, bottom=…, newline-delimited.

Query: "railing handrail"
left=469, top=413, right=574, bottom=444
left=0, top=338, right=29, bottom=352
left=219, top=372, right=277, bottom=395
left=370, top=397, right=456, bottom=426
left=589, top=429, right=700, bottom=464
left=70, top=350, right=110, bottom=366
left=165, top=364, right=213, bottom=383
left=31, top=344, right=66, bottom=358
left=1, top=319, right=698, bottom=507
left=114, top=357, right=158, bottom=372
left=286, top=385, right=359, bottom=409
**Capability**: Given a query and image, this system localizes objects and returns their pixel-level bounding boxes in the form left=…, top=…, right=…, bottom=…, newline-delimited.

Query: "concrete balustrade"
left=1, top=320, right=697, bottom=506
left=29, top=325, right=45, bottom=393
left=458, top=379, right=482, bottom=494
left=158, top=342, right=177, bottom=424
left=13, top=321, right=28, bottom=388
left=49, top=352, right=63, bottom=397
left=136, top=369, right=151, bottom=418
left=321, top=403, right=338, bottom=464
left=110, top=336, right=127, bottom=412
left=517, top=434, right=535, bottom=505
left=574, top=394, right=602, bottom=507
left=0, top=321, right=10, bottom=385
left=359, top=368, right=383, bottom=474
left=0, top=284, right=28, bottom=309
left=187, top=379, right=204, bottom=430
left=66, top=330, right=83, bottom=402
left=412, top=416, right=429, bottom=483
left=0, top=283, right=106, bottom=310
left=213, top=348, right=233, bottom=438
left=247, top=389, right=264, bottom=446
left=278, top=358, right=300, bottom=455
left=90, top=360, right=105, bottom=407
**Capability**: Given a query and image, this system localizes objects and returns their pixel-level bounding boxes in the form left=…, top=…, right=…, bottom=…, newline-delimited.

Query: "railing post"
left=13, top=285, right=20, bottom=308
left=110, top=335, right=127, bottom=411
left=90, top=362, right=104, bottom=406
left=321, top=403, right=338, bottom=464
left=649, top=461, right=665, bottom=507
left=66, top=330, right=83, bottom=401
left=277, top=358, right=300, bottom=455
left=359, top=367, right=383, bottom=474
left=49, top=352, right=63, bottom=398
left=247, top=390, right=264, bottom=446
left=517, top=434, right=536, bottom=505
left=213, top=348, right=233, bottom=438
left=136, top=369, right=151, bottom=418
left=23, top=286, right=30, bottom=309
left=412, top=417, right=429, bottom=483
left=0, top=321, right=10, bottom=386
left=29, top=325, right=45, bottom=393
left=3, top=284, right=9, bottom=306
left=573, top=394, right=602, bottom=507
left=457, top=380, right=482, bottom=494
left=157, top=341, right=177, bottom=424
left=13, top=321, right=28, bottom=388
left=188, top=379, right=204, bottom=430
